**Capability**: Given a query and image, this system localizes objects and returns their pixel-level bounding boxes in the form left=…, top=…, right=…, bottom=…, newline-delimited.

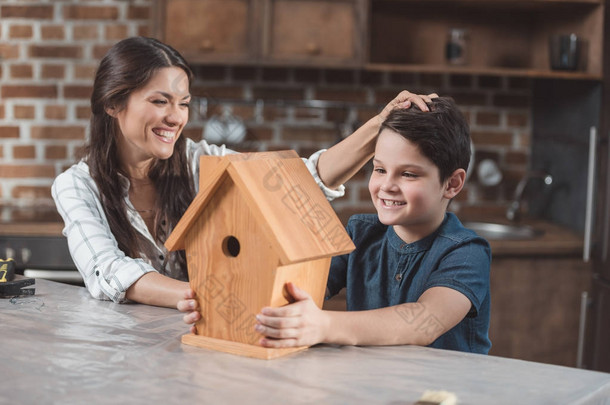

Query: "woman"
left=52, top=36, right=435, bottom=309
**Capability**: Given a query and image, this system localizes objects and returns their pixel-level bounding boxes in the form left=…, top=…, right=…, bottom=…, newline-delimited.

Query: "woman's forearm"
left=316, top=116, right=379, bottom=189
left=126, top=271, right=189, bottom=308
left=316, top=90, right=436, bottom=189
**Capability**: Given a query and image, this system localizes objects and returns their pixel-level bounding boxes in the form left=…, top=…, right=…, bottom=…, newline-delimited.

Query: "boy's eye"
left=180, top=102, right=190, bottom=108
left=402, top=172, right=418, bottom=178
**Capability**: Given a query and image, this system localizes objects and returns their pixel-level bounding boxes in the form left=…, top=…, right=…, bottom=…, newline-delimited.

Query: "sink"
left=462, top=221, right=544, bottom=241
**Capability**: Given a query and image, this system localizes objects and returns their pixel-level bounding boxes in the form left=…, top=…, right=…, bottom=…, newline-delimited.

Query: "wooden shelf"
left=369, top=0, right=604, bottom=79
left=365, top=63, right=602, bottom=80
left=151, top=0, right=604, bottom=80
left=372, top=0, right=602, bottom=7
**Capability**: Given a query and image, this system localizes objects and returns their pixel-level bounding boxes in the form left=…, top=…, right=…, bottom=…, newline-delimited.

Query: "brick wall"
left=0, top=0, right=531, bottom=224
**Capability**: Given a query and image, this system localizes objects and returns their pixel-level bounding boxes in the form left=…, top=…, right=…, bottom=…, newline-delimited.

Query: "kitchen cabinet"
left=583, top=1, right=610, bottom=373
left=153, top=0, right=604, bottom=79
left=488, top=255, right=591, bottom=367
left=368, top=0, right=604, bottom=79
left=527, top=37, right=609, bottom=370
left=0, top=220, right=81, bottom=285
left=153, top=0, right=258, bottom=64
left=262, top=0, right=366, bottom=66
left=585, top=275, right=610, bottom=371
left=482, top=221, right=591, bottom=367
left=152, top=0, right=604, bottom=80
left=152, top=0, right=366, bottom=67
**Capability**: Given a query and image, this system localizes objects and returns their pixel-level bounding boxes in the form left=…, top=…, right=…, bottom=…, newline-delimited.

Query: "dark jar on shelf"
left=446, top=28, right=468, bottom=65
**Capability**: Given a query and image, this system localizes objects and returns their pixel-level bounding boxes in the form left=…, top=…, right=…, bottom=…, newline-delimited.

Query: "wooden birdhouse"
left=165, top=150, right=355, bottom=359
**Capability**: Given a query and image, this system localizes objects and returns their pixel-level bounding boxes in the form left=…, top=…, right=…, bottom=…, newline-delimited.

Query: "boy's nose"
left=380, top=179, right=398, bottom=192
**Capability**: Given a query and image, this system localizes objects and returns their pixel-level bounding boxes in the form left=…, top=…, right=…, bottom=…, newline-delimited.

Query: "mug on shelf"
left=549, top=33, right=581, bottom=71
left=445, top=28, right=469, bottom=65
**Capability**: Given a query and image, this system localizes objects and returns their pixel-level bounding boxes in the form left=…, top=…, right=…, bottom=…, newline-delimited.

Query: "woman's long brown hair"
left=85, top=37, right=196, bottom=278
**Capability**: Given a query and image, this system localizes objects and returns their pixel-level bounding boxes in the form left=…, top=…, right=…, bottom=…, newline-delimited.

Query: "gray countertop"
left=1, top=279, right=609, bottom=404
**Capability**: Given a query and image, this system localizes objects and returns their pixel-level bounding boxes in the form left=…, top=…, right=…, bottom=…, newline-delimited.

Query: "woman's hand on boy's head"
left=177, top=288, right=200, bottom=334
left=380, top=90, right=439, bottom=122
left=255, top=282, right=329, bottom=348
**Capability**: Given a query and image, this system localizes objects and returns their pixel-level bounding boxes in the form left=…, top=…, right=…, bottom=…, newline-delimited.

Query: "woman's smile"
left=152, top=127, right=178, bottom=143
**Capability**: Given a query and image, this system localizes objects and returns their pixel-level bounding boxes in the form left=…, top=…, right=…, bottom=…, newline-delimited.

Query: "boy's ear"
left=443, top=168, right=466, bottom=199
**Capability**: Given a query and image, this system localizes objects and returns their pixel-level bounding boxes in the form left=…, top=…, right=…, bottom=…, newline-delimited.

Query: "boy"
left=254, top=97, right=491, bottom=354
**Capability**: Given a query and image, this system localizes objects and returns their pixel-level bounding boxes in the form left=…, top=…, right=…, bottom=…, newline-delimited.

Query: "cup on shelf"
left=549, top=33, right=580, bottom=71
left=445, top=28, right=469, bottom=65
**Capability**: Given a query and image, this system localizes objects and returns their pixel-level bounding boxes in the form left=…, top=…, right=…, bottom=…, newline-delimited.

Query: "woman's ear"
left=443, top=168, right=466, bottom=199
left=105, top=106, right=117, bottom=118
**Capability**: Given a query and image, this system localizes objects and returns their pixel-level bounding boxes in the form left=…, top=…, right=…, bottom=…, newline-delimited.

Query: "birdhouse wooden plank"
left=166, top=150, right=355, bottom=359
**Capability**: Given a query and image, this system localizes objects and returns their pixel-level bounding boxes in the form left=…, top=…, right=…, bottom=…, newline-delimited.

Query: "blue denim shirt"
left=326, top=212, right=492, bottom=354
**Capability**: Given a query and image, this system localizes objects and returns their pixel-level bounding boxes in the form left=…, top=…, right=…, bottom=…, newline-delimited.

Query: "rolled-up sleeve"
left=303, top=149, right=345, bottom=201
left=52, top=164, right=156, bottom=303
left=187, top=140, right=345, bottom=200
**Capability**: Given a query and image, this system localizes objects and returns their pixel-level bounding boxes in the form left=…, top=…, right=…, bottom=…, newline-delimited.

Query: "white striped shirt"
left=52, top=138, right=344, bottom=303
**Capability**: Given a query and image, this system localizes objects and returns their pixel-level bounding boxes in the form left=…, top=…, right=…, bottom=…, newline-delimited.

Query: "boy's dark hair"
left=379, top=97, right=471, bottom=182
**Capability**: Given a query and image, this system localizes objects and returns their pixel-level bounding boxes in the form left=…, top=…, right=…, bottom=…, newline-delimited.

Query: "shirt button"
left=95, top=270, right=99, bottom=276
left=395, top=273, right=402, bottom=282
left=159, top=255, right=164, bottom=261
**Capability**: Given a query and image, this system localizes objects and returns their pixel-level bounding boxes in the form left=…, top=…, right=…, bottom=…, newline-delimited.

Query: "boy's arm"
left=255, top=283, right=471, bottom=348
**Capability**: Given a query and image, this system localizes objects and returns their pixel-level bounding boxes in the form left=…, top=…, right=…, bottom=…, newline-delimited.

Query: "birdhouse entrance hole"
left=223, top=235, right=241, bottom=257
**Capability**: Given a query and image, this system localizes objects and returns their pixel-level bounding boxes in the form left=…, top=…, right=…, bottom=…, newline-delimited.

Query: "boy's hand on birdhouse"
left=255, top=282, right=330, bottom=348
left=177, top=288, right=200, bottom=334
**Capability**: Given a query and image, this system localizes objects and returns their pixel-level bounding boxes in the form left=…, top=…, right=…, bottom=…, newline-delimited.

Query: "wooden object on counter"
left=165, top=150, right=355, bottom=359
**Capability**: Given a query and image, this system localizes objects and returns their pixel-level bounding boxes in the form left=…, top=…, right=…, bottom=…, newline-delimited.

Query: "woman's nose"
left=164, top=105, right=185, bottom=126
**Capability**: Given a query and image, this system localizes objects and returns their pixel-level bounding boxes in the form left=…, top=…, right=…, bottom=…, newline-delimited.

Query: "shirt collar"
left=386, top=214, right=449, bottom=253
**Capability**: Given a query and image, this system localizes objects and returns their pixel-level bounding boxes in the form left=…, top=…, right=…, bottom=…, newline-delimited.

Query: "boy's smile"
left=369, top=129, right=453, bottom=243
left=381, top=199, right=406, bottom=207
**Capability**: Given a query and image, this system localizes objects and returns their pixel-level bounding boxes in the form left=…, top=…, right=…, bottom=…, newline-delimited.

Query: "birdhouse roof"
left=165, top=150, right=355, bottom=264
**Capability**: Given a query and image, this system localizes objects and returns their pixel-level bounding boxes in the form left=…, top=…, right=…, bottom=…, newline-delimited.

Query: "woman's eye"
left=180, top=103, right=190, bottom=108
left=152, top=99, right=167, bottom=105
left=374, top=168, right=386, bottom=174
